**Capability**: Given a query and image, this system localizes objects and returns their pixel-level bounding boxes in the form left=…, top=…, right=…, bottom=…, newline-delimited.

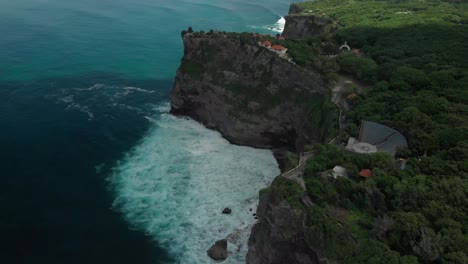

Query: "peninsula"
left=170, top=1, right=468, bottom=263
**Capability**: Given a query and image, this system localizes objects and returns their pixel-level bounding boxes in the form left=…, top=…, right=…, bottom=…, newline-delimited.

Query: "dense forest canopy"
left=287, top=0, right=468, bottom=158
left=273, top=0, right=468, bottom=263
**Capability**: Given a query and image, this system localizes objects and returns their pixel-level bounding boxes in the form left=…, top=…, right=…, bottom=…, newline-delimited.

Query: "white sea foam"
left=249, top=16, right=286, bottom=33
left=110, top=106, right=280, bottom=263
left=58, top=95, right=95, bottom=120
left=67, top=103, right=94, bottom=120
left=123, top=86, right=155, bottom=93
left=114, top=87, right=155, bottom=98
left=271, top=16, right=286, bottom=33
left=54, top=84, right=157, bottom=121
left=73, top=84, right=107, bottom=91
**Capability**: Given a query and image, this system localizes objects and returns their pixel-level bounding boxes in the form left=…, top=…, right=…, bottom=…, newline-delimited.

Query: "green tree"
left=411, top=228, right=444, bottom=262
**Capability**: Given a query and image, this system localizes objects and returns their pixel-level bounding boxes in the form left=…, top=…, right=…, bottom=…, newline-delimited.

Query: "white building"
left=331, top=166, right=348, bottom=179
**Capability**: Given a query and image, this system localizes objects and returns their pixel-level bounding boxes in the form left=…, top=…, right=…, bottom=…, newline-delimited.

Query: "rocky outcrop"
left=247, top=178, right=321, bottom=264
left=288, top=3, right=304, bottom=15
left=170, top=33, right=331, bottom=151
left=283, top=15, right=333, bottom=39
left=169, top=4, right=338, bottom=263
left=207, top=239, right=228, bottom=260
left=282, top=4, right=333, bottom=40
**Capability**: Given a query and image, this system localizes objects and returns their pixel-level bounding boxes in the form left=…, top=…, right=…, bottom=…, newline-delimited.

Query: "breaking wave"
left=109, top=104, right=280, bottom=263
left=249, top=16, right=286, bottom=33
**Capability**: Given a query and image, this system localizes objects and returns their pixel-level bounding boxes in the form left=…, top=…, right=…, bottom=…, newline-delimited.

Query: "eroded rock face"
left=170, top=5, right=336, bottom=263
left=288, top=3, right=304, bottom=15
left=207, top=239, right=228, bottom=260
left=282, top=15, right=333, bottom=40
left=170, top=34, right=329, bottom=151
left=246, top=181, right=321, bottom=264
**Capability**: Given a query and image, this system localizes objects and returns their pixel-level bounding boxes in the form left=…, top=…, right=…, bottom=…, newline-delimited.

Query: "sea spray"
left=110, top=104, right=280, bottom=263
left=271, top=16, right=286, bottom=33
left=249, top=16, right=286, bottom=33
left=1, top=0, right=296, bottom=262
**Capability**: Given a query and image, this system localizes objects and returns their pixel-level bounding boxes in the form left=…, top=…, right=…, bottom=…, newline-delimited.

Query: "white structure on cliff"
left=260, top=40, right=272, bottom=48
left=345, top=137, right=378, bottom=154
left=345, top=121, right=408, bottom=156
left=331, top=166, right=348, bottom=179
left=339, top=41, right=351, bottom=51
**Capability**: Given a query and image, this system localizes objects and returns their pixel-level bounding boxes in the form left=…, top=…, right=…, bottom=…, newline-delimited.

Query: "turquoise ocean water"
left=0, top=0, right=296, bottom=263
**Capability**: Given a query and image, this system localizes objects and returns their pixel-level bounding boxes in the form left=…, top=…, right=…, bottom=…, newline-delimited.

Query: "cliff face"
left=169, top=5, right=336, bottom=263
left=282, top=4, right=333, bottom=39
left=282, top=15, right=332, bottom=39
left=246, top=179, right=321, bottom=264
left=170, top=33, right=330, bottom=151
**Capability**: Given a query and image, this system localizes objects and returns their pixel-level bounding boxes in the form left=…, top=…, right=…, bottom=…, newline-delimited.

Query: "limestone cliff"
left=246, top=178, right=322, bottom=264
left=170, top=32, right=332, bottom=151
left=169, top=4, right=338, bottom=263
left=282, top=4, right=333, bottom=39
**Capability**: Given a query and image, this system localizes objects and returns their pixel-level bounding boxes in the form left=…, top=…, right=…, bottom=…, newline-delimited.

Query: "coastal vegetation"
left=298, top=144, right=467, bottom=263
left=174, top=1, right=467, bottom=262
left=177, top=29, right=340, bottom=145
left=272, top=0, right=467, bottom=263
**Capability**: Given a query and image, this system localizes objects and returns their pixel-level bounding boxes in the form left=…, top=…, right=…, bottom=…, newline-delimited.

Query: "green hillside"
left=275, top=1, right=468, bottom=263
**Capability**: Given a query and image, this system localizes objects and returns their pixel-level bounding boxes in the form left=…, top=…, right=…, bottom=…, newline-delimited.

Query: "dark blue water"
left=1, top=75, right=172, bottom=263
left=0, top=0, right=294, bottom=263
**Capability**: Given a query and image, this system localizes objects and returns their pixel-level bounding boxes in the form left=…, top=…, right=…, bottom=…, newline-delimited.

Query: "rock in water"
left=222, top=208, right=232, bottom=214
left=207, top=239, right=228, bottom=260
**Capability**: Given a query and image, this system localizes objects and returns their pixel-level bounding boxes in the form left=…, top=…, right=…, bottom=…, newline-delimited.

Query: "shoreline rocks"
left=207, top=239, right=228, bottom=261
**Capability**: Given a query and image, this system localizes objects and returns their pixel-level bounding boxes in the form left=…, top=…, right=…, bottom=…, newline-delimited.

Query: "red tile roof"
left=271, top=45, right=286, bottom=51
left=347, top=93, right=358, bottom=99
left=262, top=41, right=271, bottom=46
left=359, top=169, right=372, bottom=178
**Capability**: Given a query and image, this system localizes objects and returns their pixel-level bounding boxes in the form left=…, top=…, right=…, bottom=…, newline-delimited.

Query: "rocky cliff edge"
left=170, top=31, right=331, bottom=151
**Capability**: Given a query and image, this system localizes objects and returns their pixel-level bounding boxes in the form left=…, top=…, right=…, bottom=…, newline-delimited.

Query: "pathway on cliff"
left=281, top=151, right=316, bottom=190
left=331, top=76, right=351, bottom=111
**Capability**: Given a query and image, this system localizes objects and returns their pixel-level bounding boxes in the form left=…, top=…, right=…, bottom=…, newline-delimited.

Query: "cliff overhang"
left=170, top=31, right=332, bottom=152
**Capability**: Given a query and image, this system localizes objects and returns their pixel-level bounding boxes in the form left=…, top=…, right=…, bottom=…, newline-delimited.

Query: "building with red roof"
left=352, top=49, right=362, bottom=56
left=258, top=41, right=288, bottom=57
left=347, top=93, right=358, bottom=100
left=270, top=45, right=288, bottom=55
left=359, top=169, right=373, bottom=178
left=261, top=41, right=271, bottom=48
left=271, top=44, right=286, bottom=51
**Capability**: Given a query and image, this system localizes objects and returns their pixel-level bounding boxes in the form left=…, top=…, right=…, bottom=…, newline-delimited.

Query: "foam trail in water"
left=51, top=83, right=160, bottom=121
left=249, top=16, right=286, bottom=33
left=110, top=104, right=280, bottom=263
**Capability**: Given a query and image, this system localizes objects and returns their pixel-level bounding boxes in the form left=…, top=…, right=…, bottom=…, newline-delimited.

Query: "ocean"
left=0, top=0, right=293, bottom=263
